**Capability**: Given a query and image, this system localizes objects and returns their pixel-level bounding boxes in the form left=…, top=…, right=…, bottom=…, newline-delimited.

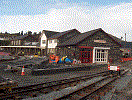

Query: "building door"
left=95, top=49, right=108, bottom=63
left=80, top=50, right=93, bottom=63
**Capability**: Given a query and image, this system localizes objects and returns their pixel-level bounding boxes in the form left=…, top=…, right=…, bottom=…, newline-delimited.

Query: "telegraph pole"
left=125, top=33, right=126, bottom=48
left=125, top=33, right=126, bottom=42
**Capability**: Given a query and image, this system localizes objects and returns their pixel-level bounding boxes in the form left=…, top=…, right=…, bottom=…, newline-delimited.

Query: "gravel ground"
left=101, top=61, right=132, bottom=100
left=0, top=56, right=48, bottom=68
left=112, top=61, right=132, bottom=100
left=0, top=62, right=108, bottom=88
left=0, top=58, right=131, bottom=94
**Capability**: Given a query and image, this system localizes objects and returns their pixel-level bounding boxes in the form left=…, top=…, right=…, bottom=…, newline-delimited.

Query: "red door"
left=80, top=51, right=93, bottom=63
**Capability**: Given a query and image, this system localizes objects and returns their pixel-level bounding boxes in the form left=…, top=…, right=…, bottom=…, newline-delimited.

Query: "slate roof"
left=48, top=29, right=80, bottom=39
left=57, top=28, right=127, bottom=47
left=57, top=28, right=102, bottom=46
left=121, top=42, right=132, bottom=48
left=32, top=34, right=41, bottom=41
left=107, top=34, right=124, bottom=45
left=9, top=34, right=29, bottom=40
left=107, top=34, right=132, bottom=48
left=43, top=30, right=59, bottom=38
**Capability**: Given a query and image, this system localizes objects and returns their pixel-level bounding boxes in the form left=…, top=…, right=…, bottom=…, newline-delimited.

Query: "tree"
left=38, top=31, right=41, bottom=34
left=25, top=32, right=28, bottom=35
left=27, top=31, right=32, bottom=35
left=33, top=32, right=37, bottom=35
left=21, top=31, right=23, bottom=35
left=5, top=32, right=8, bottom=34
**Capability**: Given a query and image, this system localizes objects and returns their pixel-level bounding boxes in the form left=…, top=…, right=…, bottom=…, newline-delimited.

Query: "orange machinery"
left=49, top=55, right=59, bottom=63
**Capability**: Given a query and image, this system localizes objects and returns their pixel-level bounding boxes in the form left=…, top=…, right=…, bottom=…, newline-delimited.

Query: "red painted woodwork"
left=78, top=46, right=93, bottom=49
left=120, top=57, right=132, bottom=62
left=80, top=50, right=93, bottom=63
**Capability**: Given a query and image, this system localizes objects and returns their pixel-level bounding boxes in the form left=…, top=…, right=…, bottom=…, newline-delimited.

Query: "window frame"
left=54, top=39, right=57, bottom=43
left=49, top=40, right=52, bottom=44
left=42, top=40, right=46, bottom=44
left=95, top=49, right=108, bottom=62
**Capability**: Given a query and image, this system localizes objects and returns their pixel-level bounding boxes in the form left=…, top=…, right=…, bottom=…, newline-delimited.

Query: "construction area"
left=0, top=54, right=132, bottom=100
left=0, top=28, right=132, bottom=100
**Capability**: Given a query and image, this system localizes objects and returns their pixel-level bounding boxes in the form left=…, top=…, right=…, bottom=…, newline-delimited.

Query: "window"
left=50, top=48, right=55, bottom=53
left=19, top=40, right=21, bottom=45
left=54, top=39, right=57, bottom=43
left=32, top=42, right=39, bottom=45
left=48, top=49, right=50, bottom=53
left=42, top=40, right=46, bottom=44
left=14, top=41, right=16, bottom=45
left=16, top=40, right=19, bottom=45
left=95, top=49, right=108, bottom=62
left=11, top=41, right=13, bottom=45
left=49, top=40, right=52, bottom=44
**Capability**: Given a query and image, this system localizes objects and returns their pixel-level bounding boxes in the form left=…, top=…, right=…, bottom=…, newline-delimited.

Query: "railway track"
left=49, top=69, right=129, bottom=100
left=0, top=69, right=129, bottom=100
left=0, top=70, right=110, bottom=99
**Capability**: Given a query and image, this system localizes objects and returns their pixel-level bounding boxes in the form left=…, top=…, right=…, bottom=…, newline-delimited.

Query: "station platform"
left=0, top=55, right=18, bottom=62
left=0, top=59, right=131, bottom=88
left=32, top=63, right=108, bottom=75
left=0, top=63, right=108, bottom=88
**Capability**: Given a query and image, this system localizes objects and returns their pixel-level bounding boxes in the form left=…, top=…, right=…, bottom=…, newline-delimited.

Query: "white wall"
left=40, top=31, right=58, bottom=49
left=40, top=32, right=47, bottom=48
left=48, top=39, right=57, bottom=48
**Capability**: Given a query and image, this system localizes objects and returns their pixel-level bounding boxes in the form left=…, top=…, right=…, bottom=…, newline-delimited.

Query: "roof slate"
left=107, top=34, right=124, bottom=45
left=121, top=42, right=132, bottom=48
left=43, top=30, right=59, bottom=38
left=57, top=28, right=128, bottom=47
left=9, top=34, right=29, bottom=40
left=57, top=28, right=101, bottom=46
left=48, top=29, right=80, bottom=39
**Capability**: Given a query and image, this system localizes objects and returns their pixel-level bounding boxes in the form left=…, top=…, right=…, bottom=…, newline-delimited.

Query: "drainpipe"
left=46, top=39, right=48, bottom=56
left=125, top=33, right=126, bottom=42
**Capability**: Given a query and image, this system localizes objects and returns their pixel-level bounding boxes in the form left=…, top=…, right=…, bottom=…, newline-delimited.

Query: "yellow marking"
left=9, top=88, right=12, bottom=91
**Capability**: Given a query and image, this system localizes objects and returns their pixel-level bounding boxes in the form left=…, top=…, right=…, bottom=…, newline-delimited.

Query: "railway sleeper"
left=0, top=71, right=113, bottom=99
left=69, top=93, right=82, bottom=100
left=70, top=79, right=116, bottom=100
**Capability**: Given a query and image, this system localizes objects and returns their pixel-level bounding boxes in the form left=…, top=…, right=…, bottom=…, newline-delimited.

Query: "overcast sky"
left=0, top=0, right=131, bottom=41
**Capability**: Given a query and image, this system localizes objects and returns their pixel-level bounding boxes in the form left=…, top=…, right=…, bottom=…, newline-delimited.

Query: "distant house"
left=0, top=33, right=42, bottom=55
left=40, top=30, right=59, bottom=50
left=41, top=29, right=81, bottom=54
left=120, top=42, right=132, bottom=57
left=9, top=34, right=40, bottom=46
left=0, top=32, right=21, bottom=40
left=108, top=34, right=132, bottom=57
left=0, top=32, right=21, bottom=46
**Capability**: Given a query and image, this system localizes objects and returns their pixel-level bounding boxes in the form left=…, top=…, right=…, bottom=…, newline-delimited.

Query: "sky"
left=0, top=0, right=132, bottom=41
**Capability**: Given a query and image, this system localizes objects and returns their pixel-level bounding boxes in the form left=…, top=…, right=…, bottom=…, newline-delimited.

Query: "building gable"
left=57, top=28, right=122, bottom=47
left=57, top=29, right=81, bottom=43
left=42, top=30, right=59, bottom=38
left=40, top=32, right=47, bottom=48
left=78, top=30, right=121, bottom=47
